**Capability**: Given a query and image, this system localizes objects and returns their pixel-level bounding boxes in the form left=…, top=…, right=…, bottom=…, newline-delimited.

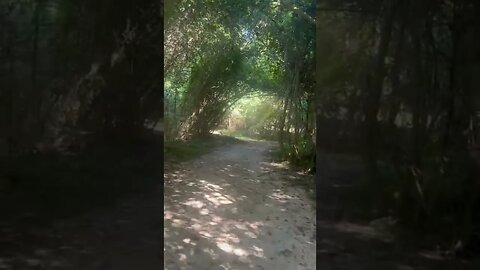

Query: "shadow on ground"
left=0, top=130, right=163, bottom=269
left=164, top=140, right=315, bottom=270
left=316, top=153, right=480, bottom=270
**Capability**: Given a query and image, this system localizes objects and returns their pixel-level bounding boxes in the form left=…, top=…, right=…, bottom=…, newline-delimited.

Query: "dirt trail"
left=164, top=139, right=316, bottom=270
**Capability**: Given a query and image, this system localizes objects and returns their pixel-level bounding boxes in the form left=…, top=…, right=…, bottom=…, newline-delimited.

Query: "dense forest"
left=0, top=0, right=163, bottom=155
left=1, top=0, right=480, bottom=268
left=316, top=0, right=480, bottom=256
left=164, top=0, right=316, bottom=168
left=164, top=1, right=318, bottom=268
left=0, top=0, right=165, bottom=211
left=0, top=1, right=164, bottom=268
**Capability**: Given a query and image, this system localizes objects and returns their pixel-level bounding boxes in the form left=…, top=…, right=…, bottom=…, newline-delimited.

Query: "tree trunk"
left=443, top=17, right=460, bottom=152
left=31, top=0, right=41, bottom=136
left=278, top=88, right=292, bottom=147
left=410, top=25, right=426, bottom=167
left=387, top=6, right=407, bottom=130
left=292, top=59, right=301, bottom=147
left=363, top=0, right=397, bottom=182
left=315, top=1, right=322, bottom=188
left=6, top=32, right=15, bottom=154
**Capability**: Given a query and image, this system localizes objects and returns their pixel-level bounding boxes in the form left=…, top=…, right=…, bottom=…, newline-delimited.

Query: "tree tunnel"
left=164, top=0, right=316, bottom=166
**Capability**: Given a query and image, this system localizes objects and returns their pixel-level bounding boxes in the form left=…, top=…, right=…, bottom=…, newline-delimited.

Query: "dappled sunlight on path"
left=164, top=140, right=315, bottom=270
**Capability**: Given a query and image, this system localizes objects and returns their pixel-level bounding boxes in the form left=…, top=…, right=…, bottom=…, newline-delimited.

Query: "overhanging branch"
left=280, top=0, right=316, bottom=25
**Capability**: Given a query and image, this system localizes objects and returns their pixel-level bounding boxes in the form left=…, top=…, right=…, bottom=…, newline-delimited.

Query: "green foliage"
left=279, top=137, right=315, bottom=169
left=164, top=0, right=316, bottom=176
left=224, top=95, right=281, bottom=140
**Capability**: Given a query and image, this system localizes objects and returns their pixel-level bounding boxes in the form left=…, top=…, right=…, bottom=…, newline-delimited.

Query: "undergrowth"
left=0, top=130, right=163, bottom=223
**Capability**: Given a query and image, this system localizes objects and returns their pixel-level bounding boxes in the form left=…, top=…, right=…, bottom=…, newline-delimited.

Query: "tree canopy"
left=165, top=0, right=316, bottom=166
left=0, top=0, right=163, bottom=154
left=315, top=0, right=480, bottom=250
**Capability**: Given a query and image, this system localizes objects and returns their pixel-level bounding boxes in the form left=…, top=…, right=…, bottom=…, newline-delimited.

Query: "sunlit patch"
left=235, top=224, right=247, bottom=230
left=165, top=211, right=173, bottom=219
left=164, top=151, right=316, bottom=268
left=219, top=233, right=240, bottom=243
left=251, top=245, right=264, bottom=257
left=199, top=231, right=212, bottom=238
left=172, top=219, right=186, bottom=227
left=179, top=253, right=187, bottom=262
left=206, top=183, right=223, bottom=191
left=244, top=231, right=257, bottom=238
left=191, top=223, right=202, bottom=230
left=217, top=242, right=247, bottom=256
left=217, top=242, right=232, bottom=252
left=259, top=167, right=273, bottom=172
left=233, top=248, right=247, bottom=256
left=220, top=263, right=232, bottom=270
left=204, top=194, right=221, bottom=206
left=184, top=199, right=205, bottom=208
left=249, top=221, right=264, bottom=230
left=260, top=161, right=288, bottom=168
left=269, top=190, right=295, bottom=203
left=204, top=193, right=233, bottom=205
left=222, top=194, right=235, bottom=201
left=219, top=199, right=233, bottom=204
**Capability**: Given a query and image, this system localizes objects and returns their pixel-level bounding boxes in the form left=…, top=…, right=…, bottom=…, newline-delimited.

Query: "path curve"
left=164, top=139, right=316, bottom=270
